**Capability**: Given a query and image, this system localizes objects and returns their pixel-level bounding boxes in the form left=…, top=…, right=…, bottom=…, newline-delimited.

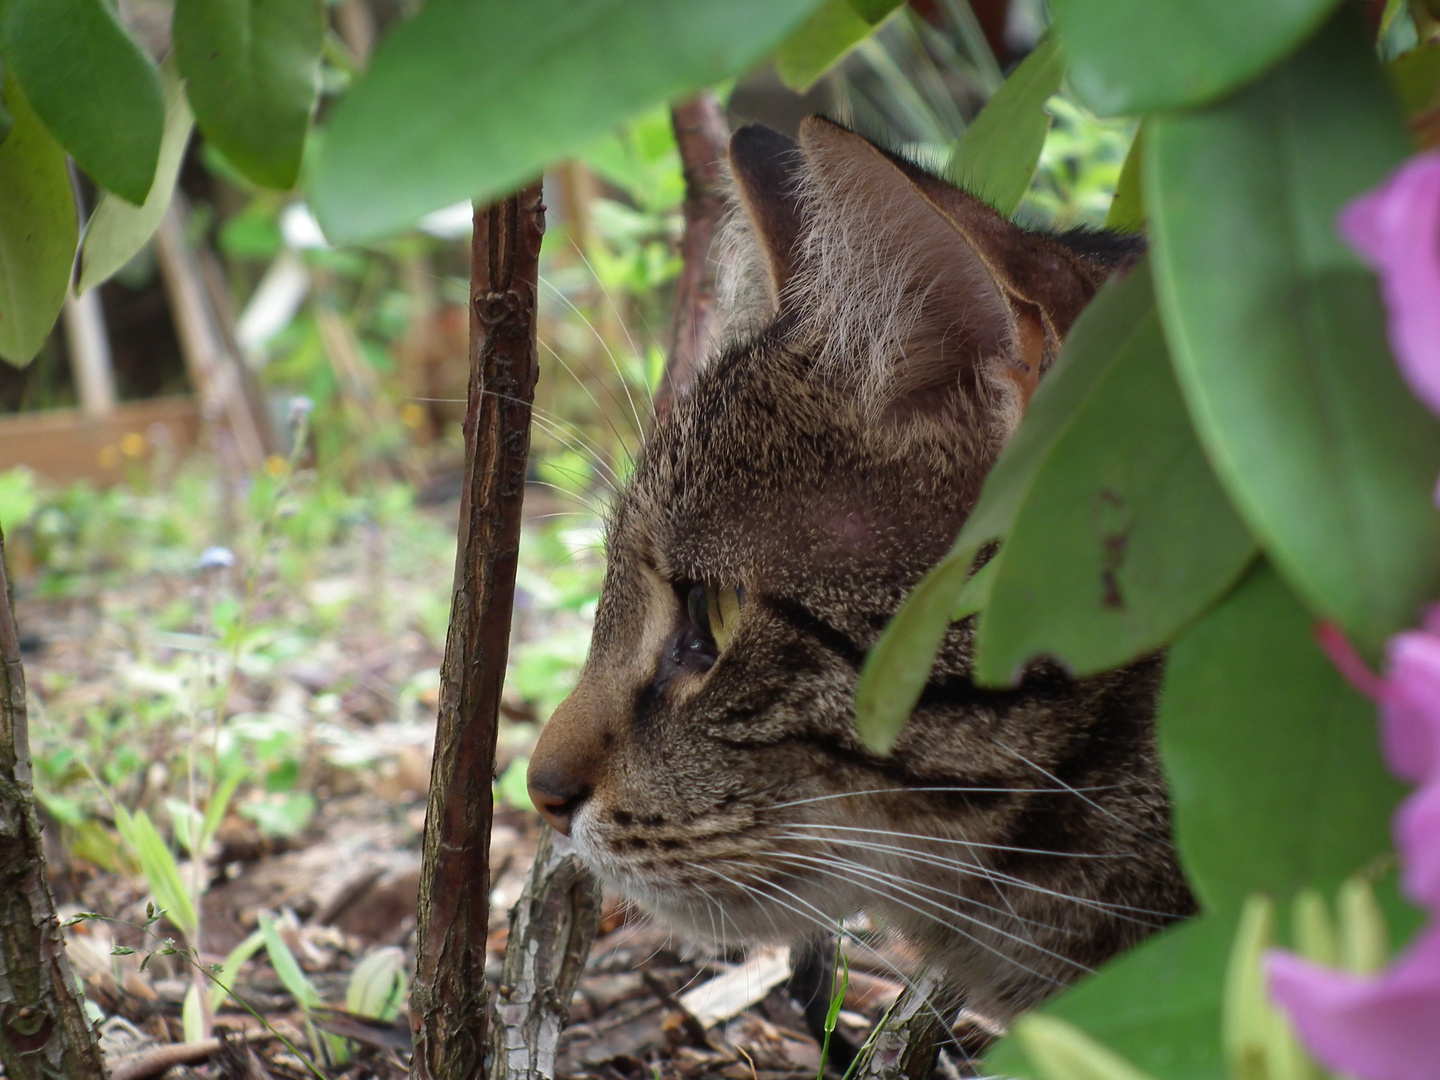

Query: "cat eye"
left=684, top=582, right=745, bottom=655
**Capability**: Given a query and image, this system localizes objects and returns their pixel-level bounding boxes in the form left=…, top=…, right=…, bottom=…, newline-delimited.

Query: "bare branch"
left=491, top=829, right=600, bottom=1080
left=409, top=183, right=546, bottom=1080
left=654, top=91, right=731, bottom=422
left=848, top=975, right=966, bottom=1080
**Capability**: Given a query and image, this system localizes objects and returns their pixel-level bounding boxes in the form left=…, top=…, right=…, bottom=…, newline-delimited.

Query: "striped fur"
left=528, top=120, right=1191, bottom=1023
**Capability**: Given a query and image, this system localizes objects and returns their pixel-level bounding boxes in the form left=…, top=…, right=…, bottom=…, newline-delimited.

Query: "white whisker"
left=772, top=829, right=1176, bottom=922
left=536, top=336, right=642, bottom=467
left=557, top=242, right=651, bottom=400
left=539, top=276, right=647, bottom=436
left=696, top=858, right=970, bottom=1036
left=766, top=844, right=1060, bottom=933
left=994, top=745, right=1132, bottom=830
left=763, top=783, right=1124, bottom=814
left=764, top=851, right=1083, bottom=983
left=773, top=821, right=1113, bottom=861
left=687, top=859, right=931, bottom=1002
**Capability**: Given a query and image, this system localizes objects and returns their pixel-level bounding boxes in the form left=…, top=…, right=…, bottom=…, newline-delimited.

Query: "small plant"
left=257, top=914, right=407, bottom=1066
left=259, top=911, right=350, bottom=1066
left=817, top=934, right=850, bottom=1080
left=345, top=946, right=408, bottom=1022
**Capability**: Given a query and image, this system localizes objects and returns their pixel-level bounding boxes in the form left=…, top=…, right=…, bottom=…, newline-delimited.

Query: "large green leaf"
left=1051, top=0, right=1342, bottom=116
left=856, top=262, right=1251, bottom=746
left=1158, top=561, right=1402, bottom=912
left=173, top=0, right=323, bottom=191
left=0, top=72, right=75, bottom=367
left=944, top=36, right=1063, bottom=217
left=858, top=268, right=1161, bottom=748
left=986, top=913, right=1231, bottom=1080
left=1012, top=1016, right=1161, bottom=1080
left=1105, top=126, right=1145, bottom=232
left=311, top=0, right=824, bottom=244
left=1147, top=12, right=1440, bottom=656
left=774, top=0, right=898, bottom=93
left=78, top=59, right=193, bottom=294
left=0, top=57, right=13, bottom=144
left=987, top=563, right=1404, bottom=1079
left=972, top=273, right=1255, bottom=686
left=0, top=0, right=163, bottom=203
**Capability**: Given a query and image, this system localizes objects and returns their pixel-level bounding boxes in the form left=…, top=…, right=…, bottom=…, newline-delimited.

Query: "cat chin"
left=636, top=890, right=842, bottom=948
left=568, top=819, right=855, bottom=945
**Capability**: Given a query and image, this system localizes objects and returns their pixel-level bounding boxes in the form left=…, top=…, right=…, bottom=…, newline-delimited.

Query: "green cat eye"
left=685, top=582, right=745, bottom=653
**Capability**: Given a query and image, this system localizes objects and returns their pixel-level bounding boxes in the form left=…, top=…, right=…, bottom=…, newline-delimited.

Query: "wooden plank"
left=0, top=396, right=201, bottom=485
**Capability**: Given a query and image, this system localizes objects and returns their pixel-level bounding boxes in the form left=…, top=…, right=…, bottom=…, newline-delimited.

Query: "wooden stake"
left=409, top=183, right=545, bottom=1080
left=154, top=203, right=271, bottom=472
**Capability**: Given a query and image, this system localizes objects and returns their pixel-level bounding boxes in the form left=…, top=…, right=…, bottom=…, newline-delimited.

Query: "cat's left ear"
left=728, top=124, right=807, bottom=308
left=792, top=117, right=1114, bottom=435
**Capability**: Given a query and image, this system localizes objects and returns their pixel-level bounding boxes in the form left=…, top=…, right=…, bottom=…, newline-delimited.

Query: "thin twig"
left=107, top=1029, right=280, bottom=1080
left=409, top=183, right=546, bottom=1080
left=844, top=975, right=966, bottom=1080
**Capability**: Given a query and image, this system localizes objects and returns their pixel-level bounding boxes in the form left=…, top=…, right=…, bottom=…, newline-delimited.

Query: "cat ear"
left=792, top=117, right=1108, bottom=433
left=728, top=125, right=806, bottom=309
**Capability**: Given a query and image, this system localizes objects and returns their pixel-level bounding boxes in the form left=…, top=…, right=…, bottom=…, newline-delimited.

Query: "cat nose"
left=529, top=684, right=611, bottom=835
left=526, top=760, right=591, bottom=836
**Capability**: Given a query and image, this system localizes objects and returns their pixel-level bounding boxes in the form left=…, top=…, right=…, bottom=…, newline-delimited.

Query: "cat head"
left=527, top=119, right=1181, bottom=1014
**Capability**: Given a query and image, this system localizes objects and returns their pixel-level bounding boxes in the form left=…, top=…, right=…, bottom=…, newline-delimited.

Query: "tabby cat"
left=527, top=117, right=1196, bottom=1022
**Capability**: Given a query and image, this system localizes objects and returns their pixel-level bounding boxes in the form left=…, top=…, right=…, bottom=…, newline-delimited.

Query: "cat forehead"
left=612, top=333, right=977, bottom=582
left=623, top=341, right=831, bottom=536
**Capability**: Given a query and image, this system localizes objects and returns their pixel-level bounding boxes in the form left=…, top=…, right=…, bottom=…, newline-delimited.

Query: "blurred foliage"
left=11, top=1, right=1413, bottom=1073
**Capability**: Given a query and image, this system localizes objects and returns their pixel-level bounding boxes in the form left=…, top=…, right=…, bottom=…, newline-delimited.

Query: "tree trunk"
left=409, top=184, right=545, bottom=1080
left=0, top=528, right=109, bottom=1080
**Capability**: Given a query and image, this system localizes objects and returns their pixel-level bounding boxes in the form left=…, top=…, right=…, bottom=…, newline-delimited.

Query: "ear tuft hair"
left=713, top=117, right=1124, bottom=444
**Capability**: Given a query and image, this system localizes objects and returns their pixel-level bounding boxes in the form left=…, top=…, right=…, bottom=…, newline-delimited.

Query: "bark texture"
left=491, top=830, right=600, bottom=1080
left=653, top=92, right=730, bottom=422
left=0, top=528, right=109, bottom=1080
left=409, top=184, right=545, bottom=1080
left=849, top=976, right=965, bottom=1080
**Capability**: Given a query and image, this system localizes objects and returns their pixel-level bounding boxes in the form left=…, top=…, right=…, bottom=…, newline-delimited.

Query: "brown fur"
left=529, top=118, right=1194, bottom=1021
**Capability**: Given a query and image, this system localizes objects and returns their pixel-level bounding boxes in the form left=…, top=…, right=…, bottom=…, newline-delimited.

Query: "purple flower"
left=1338, top=150, right=1440, bottom=423
left=1269, top=927, right=1440, bottom=1080
left=1263, top=154, right=1440, bottom=1080
left=197, top=546, right=236, bottom=570
left=1268, top=619, right=1440, bottom=1079
left=1384, top=623, right=1440, bottom=908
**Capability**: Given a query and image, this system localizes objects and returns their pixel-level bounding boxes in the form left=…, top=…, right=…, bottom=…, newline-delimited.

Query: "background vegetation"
left=2, top=1, right=1438, bottom=1078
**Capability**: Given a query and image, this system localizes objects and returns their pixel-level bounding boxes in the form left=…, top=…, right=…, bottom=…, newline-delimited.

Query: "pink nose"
left=528, top=684, right=608, bottom=835
left=526, top=758, right=592, bottom=835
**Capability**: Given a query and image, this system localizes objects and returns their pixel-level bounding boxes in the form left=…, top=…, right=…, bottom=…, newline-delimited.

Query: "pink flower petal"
left=1397, top=778, right=1440, bottom=909
left=1381, top=629, right=1440, bottom=784
left=1338, top=151, right=1440, bottom=418
left=1268, top=926, right=1440, bottom=1080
